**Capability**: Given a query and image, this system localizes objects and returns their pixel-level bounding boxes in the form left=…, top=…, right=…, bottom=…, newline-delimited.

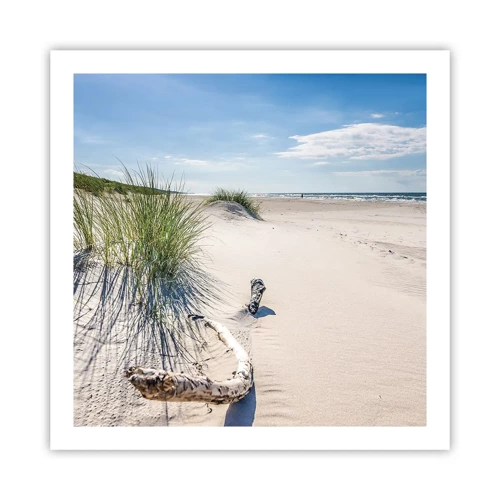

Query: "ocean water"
left=251, top=192, right=427, bottom=203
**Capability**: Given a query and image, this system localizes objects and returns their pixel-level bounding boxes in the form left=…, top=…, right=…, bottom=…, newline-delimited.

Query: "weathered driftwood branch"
left=247, top=278, right=266, bottom=315
left=125, top=315, right=253, bottom=404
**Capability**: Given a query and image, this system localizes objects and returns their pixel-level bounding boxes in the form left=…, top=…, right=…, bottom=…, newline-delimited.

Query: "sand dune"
left=74, top=197, right=426, bottom=426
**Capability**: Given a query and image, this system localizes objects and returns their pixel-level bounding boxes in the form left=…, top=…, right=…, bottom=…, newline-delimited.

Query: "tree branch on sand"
left=247, top=278, right=266, bottom=315
left=125, top=315, right=253, bottom=404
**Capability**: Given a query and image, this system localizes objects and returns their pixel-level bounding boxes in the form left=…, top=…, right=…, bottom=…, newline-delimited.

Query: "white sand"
left=74, top=197, right=426, bottom=426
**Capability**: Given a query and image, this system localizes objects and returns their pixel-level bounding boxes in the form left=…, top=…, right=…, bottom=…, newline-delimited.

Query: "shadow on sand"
left=224, top=384, right=257, bottom=426
left=253, top=306, right=276, bottom=318
left=73, top=251, right=225, bottom=377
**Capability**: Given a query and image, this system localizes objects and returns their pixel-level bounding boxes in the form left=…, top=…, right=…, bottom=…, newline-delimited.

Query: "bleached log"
left=247, top=278, right=266, bottom=315
left=125, top=315, right=253, bottom=404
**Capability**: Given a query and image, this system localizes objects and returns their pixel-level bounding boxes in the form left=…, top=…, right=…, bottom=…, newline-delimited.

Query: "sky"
left=74, top=74, right=426, bottom=193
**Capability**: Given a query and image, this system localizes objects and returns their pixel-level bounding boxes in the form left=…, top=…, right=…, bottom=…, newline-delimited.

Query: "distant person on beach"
left=301, top=193, right=304, bottom=198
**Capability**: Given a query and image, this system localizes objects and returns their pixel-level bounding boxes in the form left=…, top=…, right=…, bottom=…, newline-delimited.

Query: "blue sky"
left=74, top=74, right=426, bottom=193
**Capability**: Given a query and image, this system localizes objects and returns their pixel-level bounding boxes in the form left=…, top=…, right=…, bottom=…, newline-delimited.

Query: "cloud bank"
left=276, top=123, right=426, bottom=160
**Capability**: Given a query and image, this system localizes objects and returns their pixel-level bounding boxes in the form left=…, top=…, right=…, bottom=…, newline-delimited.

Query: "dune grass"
left=206, top=187, right=262, bottom=218
left=73, top=184, right=97, bottom=250
left=73, top=165, right=210, bottom=312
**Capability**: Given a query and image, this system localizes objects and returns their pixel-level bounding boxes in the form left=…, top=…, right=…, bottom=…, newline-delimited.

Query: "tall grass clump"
left=73, top=164, right=210, bottom=312
left=206, top=187, right=262, bottom=218
left=74, top=188, right=96, bottom=250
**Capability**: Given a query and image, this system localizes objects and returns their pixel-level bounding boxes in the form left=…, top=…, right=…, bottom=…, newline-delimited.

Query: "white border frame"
left=51, top=50, right=450, bottom=450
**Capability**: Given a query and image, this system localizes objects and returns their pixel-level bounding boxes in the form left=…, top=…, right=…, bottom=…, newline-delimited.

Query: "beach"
left=74, top=197, right=426, bottom=427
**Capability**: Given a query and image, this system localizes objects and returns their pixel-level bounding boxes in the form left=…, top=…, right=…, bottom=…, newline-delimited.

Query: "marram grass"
left=73, top=165, right=210, bottom=310
left=206, top=187, right=262, bottom=218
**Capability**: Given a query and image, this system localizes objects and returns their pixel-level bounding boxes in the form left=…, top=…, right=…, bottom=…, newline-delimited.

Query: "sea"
left=250, top=192, right=427, bottom=203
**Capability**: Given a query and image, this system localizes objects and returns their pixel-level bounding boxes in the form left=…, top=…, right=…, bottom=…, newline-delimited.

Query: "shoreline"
left=186, top=193, right=427, bottom=204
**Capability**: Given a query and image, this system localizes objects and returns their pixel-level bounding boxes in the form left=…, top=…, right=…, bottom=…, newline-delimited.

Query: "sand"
left=74, top=197, right=426, bottom=426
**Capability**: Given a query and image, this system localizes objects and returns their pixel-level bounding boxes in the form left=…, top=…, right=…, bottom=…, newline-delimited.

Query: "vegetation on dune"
left=73, top=165, right=210, bottom=315
left=74, top=171, right=169, bottom=196
left=206, top=187, right=262, bottom=218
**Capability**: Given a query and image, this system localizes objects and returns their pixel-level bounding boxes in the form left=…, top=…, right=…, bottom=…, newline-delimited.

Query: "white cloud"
left=276, top=123, right=426, bottom=160
left=332, top=169, right=426, bottom=177
left=164, top=155, right=172, bottom=159
left=103, top=169, right=125, bottom=179
left=313, top=161, right=329, bottom=166
left=175, top=158, right=209, bottom=166
left=80, top=136, right=112, bottom=145
left=370, top=113, right=384, bottom=118
left=252, top=133, right=272, bottom=140
left=171, top=156, right=250, bottom=173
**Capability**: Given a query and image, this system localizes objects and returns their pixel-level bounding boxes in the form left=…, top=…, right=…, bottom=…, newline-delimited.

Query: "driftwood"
left=247, top=278, right=266, bottom=315
left=125, top=315, right=253, bottom=404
